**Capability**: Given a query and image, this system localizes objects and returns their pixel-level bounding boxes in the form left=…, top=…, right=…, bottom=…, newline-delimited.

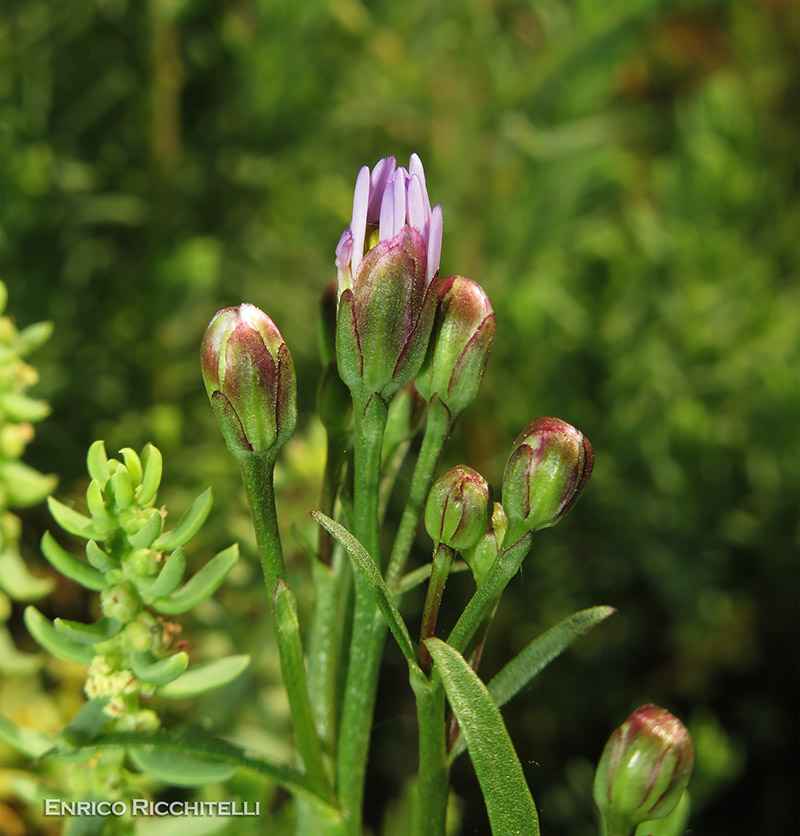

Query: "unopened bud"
left=594, top=704, right=695, bottom=835
left=425, top=466, right=491, bottom=551
left=502, top=417, right=593, bottom=535
left=201, top=304, right=297, bottom=460
left=462, top=502, right=507, bottom=583
left=415, top=276, right=494, bottom=418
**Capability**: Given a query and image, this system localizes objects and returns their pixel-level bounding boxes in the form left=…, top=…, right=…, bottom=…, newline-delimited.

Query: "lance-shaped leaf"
left=128, top=509, right=164, bottom=550
left=130, top=651, right=189, bottom=685
left=119, top=447, right=143, bottom=487
left=41, top=532, right=106, bottom=591
left=426, top=638, right=540, bottom=836
left=128, top=746, right=238, bottom=787
left=54, top=617, right=122, bottom=645
left=153, top=488, right=213, bottom=550
left=24, top=607, right=95, bottom=665
left=58, top=699, right=111, bottom=747
left=450, top=606, right=615, bottom=760
left=158, top=655, right=250, bottom=699
left=47, top=497, right=115, bottom=542
left=85, top=541, right=116, bottom=572
left=136, top=547, right=186, bottom=599
left=86, top=441, right=110, bottom=489
left=139, top=444, right=163, bottom=505
left=150, top=544, right=238, bottom=614
left=311, top=511, right=418, bottom=667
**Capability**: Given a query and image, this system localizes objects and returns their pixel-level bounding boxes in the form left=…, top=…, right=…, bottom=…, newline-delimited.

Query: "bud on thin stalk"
left=594, top=704, right=695, bottom=836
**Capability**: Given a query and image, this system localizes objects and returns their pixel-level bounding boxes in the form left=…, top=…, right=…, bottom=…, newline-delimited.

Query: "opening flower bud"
left=502, top=417, right=593, bottom=535
left=425, top=465, right=491, bottom=551
left=461, top=501, right=507, bottom=583
left=415, top=275, right=495, bottom=418
left=593, top=704, right=695, bottom=835
left=201, top=304, right=297, bottom=461
left=334, top=155, right=442, bottom=401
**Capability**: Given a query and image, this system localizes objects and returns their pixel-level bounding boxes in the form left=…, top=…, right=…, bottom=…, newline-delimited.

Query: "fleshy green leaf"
left=2, top=462, right=57, bottom=508
left=150, top=544, right=238, bottom=614
left=130, top=651, right=189, bottom=685
left=15, top=320, right=53, bottom=357
left=85, top=480, right=113, bottom=523
left=129, top=745, right=237, bottom=787
left=0, top=392, right=50, bottom=422
left=0, top=549, right=53, bottom=600
left=311, top=511, right=418, bottom=667
left=136, top=547, right=185, bottom=598
left=54, top=617, right=122, bottom=645
left=0, top=711, right=55, bottom=758
left=127, top=509, right=164, bottom=550
left=87, top=441, right=110, bottom=489
left=85, top=541, right=116, bottom=572
left=24, top=607, right=95, bottom=665
left=426, top=638, right=540, bottom=836
left=111, top=466, right=135, bottom=510
left=59, top=699, right=111, bottom=747
left=119, top=448, right=143, bottom=488
left=158, top=655, right=250, bottom=699
left=138, top=444, right=163, bottom=505
left=40, top=532, right=106, bottom=591
left=153, top=488, right=213, bottom=550
left=47, top=497, right=115, bottom=542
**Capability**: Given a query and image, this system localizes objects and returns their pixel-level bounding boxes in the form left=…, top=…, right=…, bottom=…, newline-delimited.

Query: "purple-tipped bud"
left=425, top=465, right=491, bottom=551
left=335, top=155, right=441, bottom=401
left=415, top=276, right=495, bottom=418
left=502, top=417, right=593, bottom=535
left=461, top=502, right=507, bottom=583
left=201, top=304, right=297, bottom=460
left=593, top=705, right=695, bottom=834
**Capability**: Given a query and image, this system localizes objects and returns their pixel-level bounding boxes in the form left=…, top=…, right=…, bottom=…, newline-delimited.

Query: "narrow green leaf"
left=488, top=606, right=615, bottom=710
left=41, top=532, right=106, bottom=591
left=150, top=544, right=238, bottom=614
left=85, top=540, right=116, bottom=572
left=0, top=392, right=50, bottom=422
left=0, top=711, right=55, bottom=758
left=396, top=560, right=470, bottom=595
left=86, top=441, right=110, bottom=489
left=2, top=462, right=57, bottom=507
left=85, top=480, right=112, bottom=524
left=119, top=448, right=143, bottom=488
left=24, top=607, right=95, bottom=665
left=59, top=699, right=111, bottom=747
left=426, top=638, right=540, bottom=836
left=273, top=580, right=330, bottom=796
left=127, top=509, right=164, bottom=549
left=0, top=549, right=53, bottom=600
left=47, top=497, right=114, bottom=542
left=130, top=651, right=189, bottom=685
left=136, top=547, right=185, bottom=598
left=153, top=488, right=213, bottom=550
left=43, top=729, right=338, bottom=812
left=111, top=466, right=135, bottom=510
left=16, top=320, right=53, bottom=357
left=311, top=511, right=418, bottom=667
left=158, top=655, right=250, bottom=699
left=54, top=617, right=122, bottom=645
left=139, top=444, right=163, bottom=505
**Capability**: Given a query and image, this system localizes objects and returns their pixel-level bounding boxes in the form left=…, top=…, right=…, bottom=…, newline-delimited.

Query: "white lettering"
left=112, top=801, right=127, bottom=815
left=132, top=799, right=150, bottom=815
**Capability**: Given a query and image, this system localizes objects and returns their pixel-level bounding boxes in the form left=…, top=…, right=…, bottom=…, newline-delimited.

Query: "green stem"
left=238, top=453, right=285, bottom=596
left=386, top=396, right=451, bottom=589
left=418, top=544, right=455, bottom=673
left=447, top=531, right=534, bottom=654
left=411, top=669, right=449, bottom=836
left=335, top=393, right=388, bottom=834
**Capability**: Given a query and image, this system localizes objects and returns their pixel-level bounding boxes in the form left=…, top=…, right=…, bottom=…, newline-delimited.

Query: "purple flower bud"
left=425, top=465, right=491, bottom=551
left=594, top=705, right=695, bottom=834
left=415, top=275, right=495, bottom=418
left=502, top=417, right=593, bottom=535
left=335, top=155, right=441, bottom=401
left=201, top=304, right=297, bottom=460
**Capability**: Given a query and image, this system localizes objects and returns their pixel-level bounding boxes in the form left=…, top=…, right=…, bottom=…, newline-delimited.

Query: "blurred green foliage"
left=1, top=0, right=797, bottom=833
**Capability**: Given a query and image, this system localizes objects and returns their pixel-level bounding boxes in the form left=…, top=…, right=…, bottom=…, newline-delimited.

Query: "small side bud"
left=461, top=501, right=507, bottom=583
left=416, top=276, right=495, bottom=418
left=201, top=304, right=297, bottom=461
left=502, top=417, right=593, bottom=535
left=425, top=465, right=491, bottom=551
left=594, top=704, right=695, bottom=835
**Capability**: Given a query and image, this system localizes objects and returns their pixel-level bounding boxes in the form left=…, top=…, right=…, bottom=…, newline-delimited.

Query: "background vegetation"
left=2, top=0, right=797, bottom=833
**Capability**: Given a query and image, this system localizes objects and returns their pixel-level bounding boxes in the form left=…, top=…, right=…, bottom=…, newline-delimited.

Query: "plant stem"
left=411, top=669, right=449, bottom=836
left=238, top=453, right=285, bottom=595
left=335, top=393, right=388, bottom=834
left=385, top=396, right=451, bottom=589
left=418, top=543, right=455, bottom=673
